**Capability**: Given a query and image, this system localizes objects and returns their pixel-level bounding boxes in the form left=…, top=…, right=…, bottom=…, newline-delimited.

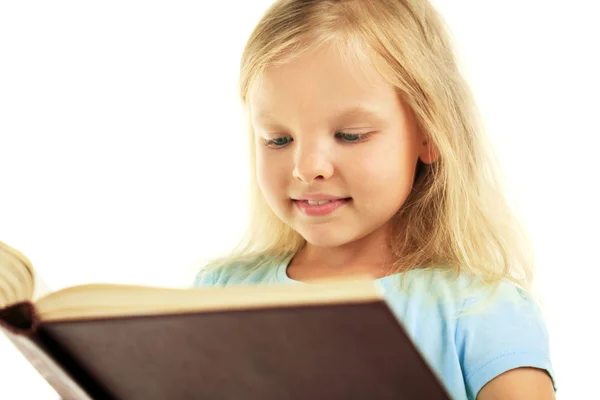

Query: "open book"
left=0, top=241, right=451, bottom=399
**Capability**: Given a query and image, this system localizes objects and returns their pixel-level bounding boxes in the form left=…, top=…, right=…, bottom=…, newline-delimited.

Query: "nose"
left=292, top=141, right=334, bottom=183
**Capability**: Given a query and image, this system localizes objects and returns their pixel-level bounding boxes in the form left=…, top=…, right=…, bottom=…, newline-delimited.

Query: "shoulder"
left=397, top=267, right=550, bottom=322
left=453, top=278, right=556, bottom=399
left=192, top=253, right=291, bottom=287
left=383, top=269, right=556, bottom=399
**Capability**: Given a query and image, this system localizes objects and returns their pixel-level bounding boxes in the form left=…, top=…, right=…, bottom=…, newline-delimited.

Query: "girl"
left=194, top=0, right=556, bottom=398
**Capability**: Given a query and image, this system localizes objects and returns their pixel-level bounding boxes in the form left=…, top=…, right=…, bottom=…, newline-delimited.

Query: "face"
left=250, top=43, right=436, bottom=249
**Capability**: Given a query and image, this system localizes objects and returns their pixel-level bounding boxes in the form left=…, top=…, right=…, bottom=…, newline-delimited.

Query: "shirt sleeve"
left=454, top=282, right=556, bottom=399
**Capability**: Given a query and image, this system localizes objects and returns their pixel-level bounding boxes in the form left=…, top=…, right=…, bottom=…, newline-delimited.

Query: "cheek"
left=256, top=155, right=272, bottom=196
left=349, top=143, right=418, bottom=205
left=256, top=151, right=287, bottom=199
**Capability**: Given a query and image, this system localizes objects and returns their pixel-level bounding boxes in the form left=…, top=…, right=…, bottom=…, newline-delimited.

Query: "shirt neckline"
left=274, top=252, right=405, bottom=284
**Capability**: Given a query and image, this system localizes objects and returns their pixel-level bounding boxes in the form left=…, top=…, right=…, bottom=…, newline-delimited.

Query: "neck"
left=287, top=223, right=397, bottom=281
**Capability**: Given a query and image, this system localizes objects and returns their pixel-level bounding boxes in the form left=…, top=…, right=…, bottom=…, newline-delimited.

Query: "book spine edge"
left=0, top=303, right=94, bottom=400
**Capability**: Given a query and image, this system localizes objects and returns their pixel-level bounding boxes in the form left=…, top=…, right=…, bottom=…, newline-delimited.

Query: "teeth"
left=307, top=200, right=332, bottom=205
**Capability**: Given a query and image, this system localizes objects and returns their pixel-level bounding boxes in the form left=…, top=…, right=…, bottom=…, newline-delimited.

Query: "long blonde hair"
left=203, top=0, right=534, bottom=291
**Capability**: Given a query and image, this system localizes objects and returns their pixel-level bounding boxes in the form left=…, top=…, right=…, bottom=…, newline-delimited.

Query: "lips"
left=292, top=194, right=350, bottom=201
left=292, top=198, right=351, bottom=216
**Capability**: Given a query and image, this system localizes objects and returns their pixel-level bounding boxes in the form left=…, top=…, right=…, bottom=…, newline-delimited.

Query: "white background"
left=1, top=1, right=598, bottom=398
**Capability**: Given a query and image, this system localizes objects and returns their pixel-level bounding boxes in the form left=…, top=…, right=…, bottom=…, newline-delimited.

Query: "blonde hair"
left=202, top=0, right=535, bottom=291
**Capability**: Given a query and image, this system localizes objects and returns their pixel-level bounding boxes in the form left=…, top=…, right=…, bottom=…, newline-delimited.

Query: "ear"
left=418, top=138, right=440, bottom=164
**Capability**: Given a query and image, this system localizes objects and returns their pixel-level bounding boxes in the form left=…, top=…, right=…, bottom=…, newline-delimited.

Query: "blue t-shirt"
left=193, top=253, right=556, bottom=399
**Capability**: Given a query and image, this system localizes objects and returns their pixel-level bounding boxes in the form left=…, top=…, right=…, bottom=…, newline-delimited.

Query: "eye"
left=264, top=136, right=293, bottom=148
left=335, top=132, right=371, bottom=143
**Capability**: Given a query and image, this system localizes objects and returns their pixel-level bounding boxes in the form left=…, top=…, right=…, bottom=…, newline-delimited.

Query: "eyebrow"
left=254, top=106, right=386, bottom=127
left=331, top=106, right=386, bottom=124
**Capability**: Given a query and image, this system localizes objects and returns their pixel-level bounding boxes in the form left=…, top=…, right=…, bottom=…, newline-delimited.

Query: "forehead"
left=249, top=43, right=399, bottom=125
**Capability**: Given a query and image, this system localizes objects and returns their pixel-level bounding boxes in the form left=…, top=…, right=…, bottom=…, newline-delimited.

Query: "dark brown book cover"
left=1, top=298, right=451, bottom=400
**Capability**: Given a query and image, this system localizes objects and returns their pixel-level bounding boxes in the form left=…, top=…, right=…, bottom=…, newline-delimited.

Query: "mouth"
left=293, top=198, right=351, bottom=205
left=291, top=198, right=352, bottom=216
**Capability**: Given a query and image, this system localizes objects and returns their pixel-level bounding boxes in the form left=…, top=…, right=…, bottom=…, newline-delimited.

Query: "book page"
left=32, top=273, right=53, bottom=302
left=35, top=279, right=383, bottom=322
left=0, top=242, right=35, bottom=308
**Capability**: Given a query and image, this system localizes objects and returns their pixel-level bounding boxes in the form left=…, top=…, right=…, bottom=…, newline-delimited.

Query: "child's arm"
left=477, top=367, right=555, bottom=399
left=455, top=283, right=556, bottom=399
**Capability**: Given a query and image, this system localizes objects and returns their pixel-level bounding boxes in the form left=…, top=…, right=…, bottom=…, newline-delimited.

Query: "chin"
left=296, top=226, right=358, bottom=248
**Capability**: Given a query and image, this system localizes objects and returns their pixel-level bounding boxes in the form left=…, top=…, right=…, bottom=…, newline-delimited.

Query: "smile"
left=293, top=198, right=351, bottom=216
